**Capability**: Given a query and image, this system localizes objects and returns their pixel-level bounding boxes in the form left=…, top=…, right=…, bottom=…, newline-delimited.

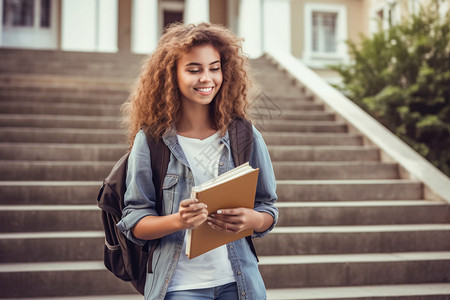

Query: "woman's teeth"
left=196, top=87, right=213, bottom=92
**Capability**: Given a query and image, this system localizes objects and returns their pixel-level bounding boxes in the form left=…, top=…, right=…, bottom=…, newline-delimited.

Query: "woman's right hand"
left=178, top=198, right=208, bottom=229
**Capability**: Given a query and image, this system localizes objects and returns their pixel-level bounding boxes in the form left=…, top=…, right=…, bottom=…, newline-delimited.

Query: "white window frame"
left=303, top=3, right=348, bottom=69
left=370, top=0, right=401, bottom=34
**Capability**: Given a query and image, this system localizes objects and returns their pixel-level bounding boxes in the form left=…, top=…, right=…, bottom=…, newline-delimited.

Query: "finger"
left=181, top=207, right=209, bottom=219
left=216, top=208, right=239, bottom=216
left=180, top=198, right=198, bottom=207
left=207, top=217, right=234, bottom=232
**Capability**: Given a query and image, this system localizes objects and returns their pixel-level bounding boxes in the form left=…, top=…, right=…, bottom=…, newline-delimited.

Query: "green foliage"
left=331, top=0, right=450, bottom=176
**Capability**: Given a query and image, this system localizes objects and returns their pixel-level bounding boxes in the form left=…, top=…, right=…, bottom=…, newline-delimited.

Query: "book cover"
left=186, top=163, right=259, bottom=259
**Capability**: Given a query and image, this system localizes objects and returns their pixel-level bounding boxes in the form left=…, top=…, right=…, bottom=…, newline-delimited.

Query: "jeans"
left=164, top=282, right=238, bottom=300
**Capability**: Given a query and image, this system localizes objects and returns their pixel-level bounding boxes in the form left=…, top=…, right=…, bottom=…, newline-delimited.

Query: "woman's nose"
left=200, top=71, right=211, bottom=82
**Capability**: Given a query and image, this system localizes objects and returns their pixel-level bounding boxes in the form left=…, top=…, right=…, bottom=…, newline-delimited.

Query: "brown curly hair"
left=122, top=22, right=253, bottom=146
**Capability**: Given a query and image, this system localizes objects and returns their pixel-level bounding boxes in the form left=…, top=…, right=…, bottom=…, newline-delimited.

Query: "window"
left=2, top=0, right=51, bottom=28
left=312, top=12, right=337, bottom=53
left=3, top=0, right=34, bottom=26
left=40, top=0, right=51, bottom=27
left=303, top=3, right=348, bottom=68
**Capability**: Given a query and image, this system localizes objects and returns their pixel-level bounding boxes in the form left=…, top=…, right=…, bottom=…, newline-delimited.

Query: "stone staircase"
left=0, top=49, right=449, bottom=299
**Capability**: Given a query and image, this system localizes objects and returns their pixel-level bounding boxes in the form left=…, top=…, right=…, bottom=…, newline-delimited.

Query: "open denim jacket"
left=117, top=125, right=278, bottom=300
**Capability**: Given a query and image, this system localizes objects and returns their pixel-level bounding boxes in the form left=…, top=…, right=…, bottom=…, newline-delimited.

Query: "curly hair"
left=122, top=22, right=253, bottom=146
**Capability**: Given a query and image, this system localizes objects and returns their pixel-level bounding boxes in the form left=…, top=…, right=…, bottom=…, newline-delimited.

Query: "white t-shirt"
left=167, top=132, right=235, bottom=292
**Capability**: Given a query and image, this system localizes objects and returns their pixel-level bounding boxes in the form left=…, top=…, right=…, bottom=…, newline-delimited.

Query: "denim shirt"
left=116, top=125, right=278, bottom=300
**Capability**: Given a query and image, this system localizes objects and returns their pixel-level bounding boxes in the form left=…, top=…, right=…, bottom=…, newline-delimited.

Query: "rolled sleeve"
left=248, top=126, right=278, bottom=238
left=116, top=130, right=159, bottom=246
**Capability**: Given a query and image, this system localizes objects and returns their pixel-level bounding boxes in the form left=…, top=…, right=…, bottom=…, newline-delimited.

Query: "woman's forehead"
left=178, top=44, right=221, bottom=65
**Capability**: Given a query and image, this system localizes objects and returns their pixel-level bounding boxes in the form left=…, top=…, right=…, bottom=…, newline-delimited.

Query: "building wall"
left=291, top=0, right=368, bottom=61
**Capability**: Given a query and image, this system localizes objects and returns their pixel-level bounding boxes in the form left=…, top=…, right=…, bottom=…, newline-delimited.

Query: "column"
left=131, top=0, right=158, bottom=54
left=262, top=0, right=291, bottom=55
left=184, top=0, right=209, bottom=25
left=118, top=0, right=132, bottom=52
left=0, top=0, right=3, bottom=46
left=98, top=0, right=118, bottom=52
left=238, top=0, right=262, bottom=58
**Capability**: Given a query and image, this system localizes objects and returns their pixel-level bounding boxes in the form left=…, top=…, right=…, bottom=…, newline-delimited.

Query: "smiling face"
left=176, top=44, right=223, bottom=108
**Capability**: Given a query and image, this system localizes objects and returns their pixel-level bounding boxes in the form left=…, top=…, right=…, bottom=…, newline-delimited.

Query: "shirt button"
left=241, top=291, right=246, bottom=296
left=237, top=271, right=242, bottom=275
left=219, top=162, right=224, bottom=166
left=229, top=245, right=234, bottom=249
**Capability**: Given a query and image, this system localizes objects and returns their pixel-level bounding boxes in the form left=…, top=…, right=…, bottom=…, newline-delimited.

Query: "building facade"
left=1, top=0, right=448, bottom=68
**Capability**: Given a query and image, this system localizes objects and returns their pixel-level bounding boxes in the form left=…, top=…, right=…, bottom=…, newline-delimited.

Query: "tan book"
left=186, top=162, right=259, bottom=259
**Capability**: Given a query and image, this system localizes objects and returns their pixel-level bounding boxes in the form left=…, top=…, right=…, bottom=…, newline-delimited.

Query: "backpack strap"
left=142, top=129, right=170, bottom=274
left=228, top=118, right=253, bottom=167
left=228, top=118, right=259, bottom=261
left=146, top=134, right=170, bottom=215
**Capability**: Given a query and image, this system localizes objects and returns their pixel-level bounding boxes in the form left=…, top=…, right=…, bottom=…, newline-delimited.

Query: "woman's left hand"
left=207, top=208, right=266, bottom=234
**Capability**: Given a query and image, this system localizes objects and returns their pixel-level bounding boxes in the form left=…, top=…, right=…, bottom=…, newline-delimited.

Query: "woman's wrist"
left=252, top=211, right=273, bottom=233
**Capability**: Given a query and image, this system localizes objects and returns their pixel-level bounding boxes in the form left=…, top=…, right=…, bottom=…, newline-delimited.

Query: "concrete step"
left=268, top=146, right=380, bottom=162
left=0, top=231, right=104, bottom=262
left=0, top=205, right=102, bottom=233
left=262, top=132, right=363, bottom=146
left=3, top=200, right=446, bottom=233
left=273, top=161, right=399, bottom=180
left=253, top=120, right=347, bottom=133
left=3, top=284, right=450, bottom=300
left=0, top=115, right=345, bottom=133
left=1, top=253, right=449, bottom=297
left=0, top=115, right=121, bottom=129
left=0, top=143, right=378, bottom=162
left=277, top=179, right=423, bottom=201
left=0, top=160, right=400, bottom=181
left=266, top=283, right=450, bottom=300
left=0, top=161, right=113, bottom=181
left=0, top=143, right=126, bottom=161
left=0, top=261, right=138, bottom=298
left=3, top=225, right=450, bottom=262
left=0, top=102, right=121, bottom=116
left=258, top=252, right=450, bottom=289
left=0, top=90, right=127, bottom=105
left=0, top=181, right=100, bottom=205
left=253, top=224, right=450, bottom=255
left=0, top=76, right=131, bottom=93
left=0, top=179, right=423, bottom=205
left=254, top=99, right=324, bottom=111
left=0, top=128, right=127, bottom=144
left=276, top=201, right=450, bottom=226
left=263, top=111, right=335, bottom=121
left=0, top=128, right=360, bottom=145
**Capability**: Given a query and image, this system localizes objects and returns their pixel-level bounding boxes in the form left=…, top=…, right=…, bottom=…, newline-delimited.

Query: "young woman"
left=117, top=22, right=278, bottom=300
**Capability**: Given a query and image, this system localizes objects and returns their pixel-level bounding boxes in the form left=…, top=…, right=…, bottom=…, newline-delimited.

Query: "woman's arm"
left=117, top=131, right=207, bottom=244
left=132, top=198, right=208, bottom=240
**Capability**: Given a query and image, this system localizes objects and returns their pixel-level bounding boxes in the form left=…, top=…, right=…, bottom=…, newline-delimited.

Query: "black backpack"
left=97, top=119, right=254, bottom=295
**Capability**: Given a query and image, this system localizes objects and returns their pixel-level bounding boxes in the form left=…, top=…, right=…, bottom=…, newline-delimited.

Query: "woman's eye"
left=187, top=69, right=200, bottom=73
left=210, top=67, right=221, bottom=72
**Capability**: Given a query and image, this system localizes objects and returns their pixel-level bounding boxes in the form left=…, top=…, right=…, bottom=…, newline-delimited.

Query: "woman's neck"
left=176, top=104, right=216, bottom=140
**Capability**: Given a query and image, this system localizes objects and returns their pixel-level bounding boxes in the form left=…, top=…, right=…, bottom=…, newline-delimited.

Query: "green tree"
left=331, top=0, right=450, bottom=176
